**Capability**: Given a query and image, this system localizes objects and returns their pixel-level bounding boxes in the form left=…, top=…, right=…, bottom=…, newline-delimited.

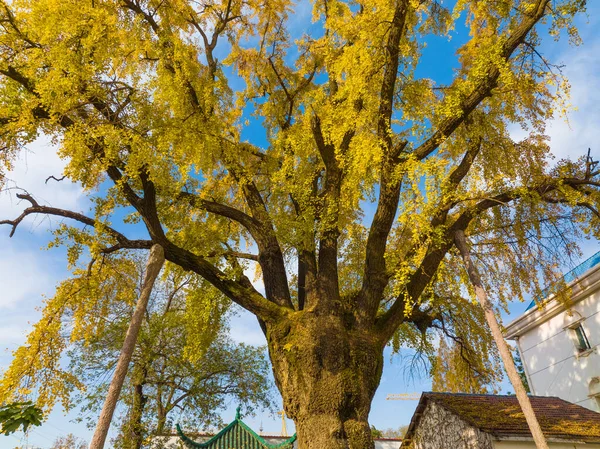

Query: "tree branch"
left=377, top=0, right=409, bottom=149
left=160, top=240, right=286, bottom=320
left=310, top=114, right=355, bottom=308
left=0, top=193, right=144, bottom=245
left=412, top=0, right=550, bottom=161
left=123, top=2, right=294, bottom=311
left=376, top=168, right=600, bottom=341
left=0, top=17, right=291, bottom=321
left=357, top=0, right=412, bottom=319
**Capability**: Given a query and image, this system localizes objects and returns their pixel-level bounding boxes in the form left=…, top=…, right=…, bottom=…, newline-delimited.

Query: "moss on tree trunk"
left=266, top=311, right=384, bottom=449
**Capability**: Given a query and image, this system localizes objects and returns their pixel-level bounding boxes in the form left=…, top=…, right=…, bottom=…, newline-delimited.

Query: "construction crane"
left=278, top=410, right=288, bottom=436
left=386, top=393, right=421, bottom=401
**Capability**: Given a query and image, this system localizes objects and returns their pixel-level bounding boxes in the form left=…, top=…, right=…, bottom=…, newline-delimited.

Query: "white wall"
left=494, top=440, right=600, bottom=449
left=516, top=284, right=600, bottom=411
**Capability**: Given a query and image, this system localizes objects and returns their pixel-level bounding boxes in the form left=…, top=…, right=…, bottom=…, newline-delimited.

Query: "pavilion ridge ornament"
left=177, top=408, right=297, bottom=449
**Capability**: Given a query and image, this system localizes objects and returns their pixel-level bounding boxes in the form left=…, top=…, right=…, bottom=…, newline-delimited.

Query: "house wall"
left=410, top=401, right=493, bottom=449
left=516, top=281, right=600, bottom=412
left=494, top=440, right=600, bottom=449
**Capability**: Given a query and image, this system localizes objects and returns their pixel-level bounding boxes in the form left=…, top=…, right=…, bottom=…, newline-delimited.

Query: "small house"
left=402, top=392, right=600, bottom=449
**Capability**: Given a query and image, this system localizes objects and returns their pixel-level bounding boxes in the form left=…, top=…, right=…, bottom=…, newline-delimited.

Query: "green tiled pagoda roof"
left=177, top=409, right=296, bottom=449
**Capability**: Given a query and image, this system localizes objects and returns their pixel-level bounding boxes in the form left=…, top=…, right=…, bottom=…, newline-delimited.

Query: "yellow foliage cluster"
left=0, top=255, right=228, bottom=412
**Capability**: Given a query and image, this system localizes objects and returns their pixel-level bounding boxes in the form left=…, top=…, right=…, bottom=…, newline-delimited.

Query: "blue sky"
left=1, top=2, right=600, bottom=448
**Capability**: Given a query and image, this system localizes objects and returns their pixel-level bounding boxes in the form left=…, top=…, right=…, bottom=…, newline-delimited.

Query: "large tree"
left=0, top=0, right=597, bottom=447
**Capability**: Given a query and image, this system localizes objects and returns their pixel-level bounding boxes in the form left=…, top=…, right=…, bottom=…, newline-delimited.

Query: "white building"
left=505, top=251, right=600, bottom=412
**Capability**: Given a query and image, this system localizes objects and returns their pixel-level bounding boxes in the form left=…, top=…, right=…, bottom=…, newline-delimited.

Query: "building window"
left=572, top=324, right=591, bottom=352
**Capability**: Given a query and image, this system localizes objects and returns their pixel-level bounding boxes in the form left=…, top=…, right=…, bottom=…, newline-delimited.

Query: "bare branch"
left=45, top=175, right=66, bottom=184
left=177, top=191, right=264, bottom=242
left=99, top=241, right=153, bottom=254
left=0, top=193, right=151, bottom=256
left=205, top=249, right=259, bottom=262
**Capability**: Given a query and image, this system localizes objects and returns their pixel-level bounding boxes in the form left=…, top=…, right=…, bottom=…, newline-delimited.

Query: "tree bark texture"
left=266, top=312, right=384, bottom=449
left=156, top=407, right=167, bottom=436
left=453, top=231, right=549, bottom=449
left=89, top=244, right=165, bottom=449
left=127, top=365, right=148, bottom=449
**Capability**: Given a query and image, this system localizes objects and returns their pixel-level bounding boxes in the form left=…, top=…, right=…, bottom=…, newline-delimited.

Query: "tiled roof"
left=177, top=422, right=297, bottom=449
left=177, top=408, right=296, bottom=449
left=404, top=393, right=600, bottom=444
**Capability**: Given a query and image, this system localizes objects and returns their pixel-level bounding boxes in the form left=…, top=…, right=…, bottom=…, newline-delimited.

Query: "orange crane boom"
left=386, top=393, right=421, bottom=400
left=278, top=411, right=288, bottom=437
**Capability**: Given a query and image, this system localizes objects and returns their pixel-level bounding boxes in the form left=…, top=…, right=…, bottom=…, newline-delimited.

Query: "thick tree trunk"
left=266, top=312, right=384, bottom=449
left=454, top=231, right=549, bottom=449
left=90, top=244, right=165, bottom=449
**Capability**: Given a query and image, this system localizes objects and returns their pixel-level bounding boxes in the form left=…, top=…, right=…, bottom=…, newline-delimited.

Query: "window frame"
left=570, top=323, right=592, bottom=353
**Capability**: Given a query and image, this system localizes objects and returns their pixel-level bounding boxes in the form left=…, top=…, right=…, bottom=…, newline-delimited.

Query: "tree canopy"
left=0, top=0, right=596, bottom=447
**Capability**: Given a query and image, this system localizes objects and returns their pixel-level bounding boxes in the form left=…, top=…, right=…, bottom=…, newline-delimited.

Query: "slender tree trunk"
left=156, top=407, right=167, bottom=436
left=127, top=365, right=148, bottom=449
left=454, top=230, right=549, bottom=449
left=90, top=244, right=165, bottom=449
left=266, top=312, right=384, bottom=449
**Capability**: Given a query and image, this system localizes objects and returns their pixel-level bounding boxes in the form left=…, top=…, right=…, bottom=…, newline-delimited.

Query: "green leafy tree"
left=370, top=425, right=382, bottom=439
left=73, top=325, right=273, bottom=449
left=380, top=426, right=409, bottom=439
left=0, top=0, right=597, bottom=447
left=67, top=256, right=273, bottom=449
left=0, top=401, right=42, bottom=435
left=513, top=346, right=531, bottom=394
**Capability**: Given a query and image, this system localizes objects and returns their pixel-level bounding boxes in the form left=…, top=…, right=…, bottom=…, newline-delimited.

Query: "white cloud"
left=0, top=245, right=54, bottom=310
left=545, top=40, right=600, bottom=161
left=0, top=136, right=86, bottom=234
left=0, top=324, right=27, bottom=347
